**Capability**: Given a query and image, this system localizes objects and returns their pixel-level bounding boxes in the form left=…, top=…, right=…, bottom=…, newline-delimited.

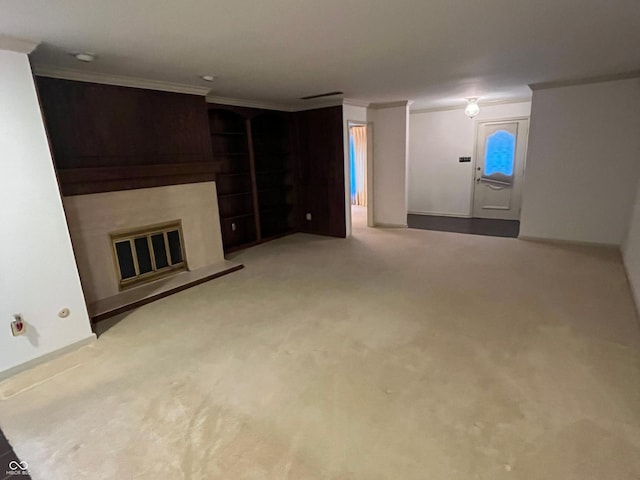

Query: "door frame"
left=346, top=120, right=374, bottom=229
left=469, top=116, right=530, bottom=219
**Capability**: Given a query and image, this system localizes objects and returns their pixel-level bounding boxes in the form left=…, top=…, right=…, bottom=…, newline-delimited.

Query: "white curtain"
left=351, top=126, right=367, bottom=206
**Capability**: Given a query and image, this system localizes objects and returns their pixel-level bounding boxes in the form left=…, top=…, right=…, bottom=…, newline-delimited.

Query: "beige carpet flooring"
left=1, top=206, right=640, bottom=479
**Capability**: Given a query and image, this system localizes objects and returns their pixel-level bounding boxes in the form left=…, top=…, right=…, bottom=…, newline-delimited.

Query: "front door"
left=472, top=119, right=529, bottom=220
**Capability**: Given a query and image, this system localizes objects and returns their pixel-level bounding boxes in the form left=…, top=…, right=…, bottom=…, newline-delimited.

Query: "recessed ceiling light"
left=74, top=53, right=95, bottom=62
left=201, top=75, right=216, bottom=82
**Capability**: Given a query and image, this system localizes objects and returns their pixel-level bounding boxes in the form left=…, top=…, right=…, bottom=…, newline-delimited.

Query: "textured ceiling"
left=1, top=0, right=639, bottom=109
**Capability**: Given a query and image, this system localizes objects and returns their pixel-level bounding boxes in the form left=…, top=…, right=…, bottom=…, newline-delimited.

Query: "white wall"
left=63, top=182, right=225, bottom=303
left=623, top=175, right=640, bottom=307
left=342, top=103, right=368, bottom=235
left=409, top=101, right=531, bottom=217
left=520, top=78, right=640, bottom=245
left=370, top=103, right=410, bottom=226
left=0, top=49, right=94, bottom=376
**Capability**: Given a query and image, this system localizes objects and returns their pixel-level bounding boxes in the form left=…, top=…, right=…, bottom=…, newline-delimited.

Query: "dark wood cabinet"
left=208, top=105, right=298, bottom=252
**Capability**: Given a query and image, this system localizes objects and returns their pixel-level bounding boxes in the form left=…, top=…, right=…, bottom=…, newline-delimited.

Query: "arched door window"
left=484, top=130, right=516, bottom=177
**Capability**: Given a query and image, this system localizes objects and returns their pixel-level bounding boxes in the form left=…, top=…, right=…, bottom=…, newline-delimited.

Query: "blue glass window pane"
left=349, top=134, right=356, bottom=200
left=484, top=130, right=515, bottom=176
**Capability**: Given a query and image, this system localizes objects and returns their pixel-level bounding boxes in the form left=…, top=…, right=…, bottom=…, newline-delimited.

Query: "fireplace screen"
left=111, top=221, right=187, bottom=289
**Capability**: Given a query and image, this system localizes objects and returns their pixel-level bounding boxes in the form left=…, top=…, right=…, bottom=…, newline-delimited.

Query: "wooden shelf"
left=255, top=168, right=291, bottom=175
left=258, top=186, right=292, bottom=194
left=57, top=162, right=218, bottom=196
left=212, top=152, right=248, bottom=157
left=221, top=212, right=254, bottom=221
left=254, top=150, right=291, bottom=155
left=219, top=191, right=253, bottom=199
left=210, top=131, right=246, bottom=136
left=208, top=105, right=297, bottom=253
left=217, top=172, right=250, bottom=177
left=259, top=205, right=292, bottom=215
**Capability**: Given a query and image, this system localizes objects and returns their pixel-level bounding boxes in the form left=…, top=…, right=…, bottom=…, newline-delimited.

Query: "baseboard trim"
left=621, top=254, right=640, bottom=325
left=518, top=235, right=619, bottom=249
left=0, top=334, right=97, bottom=382
left=407, top=211, right=472, bottom=219
left=375, top=222, right=408, bottom=228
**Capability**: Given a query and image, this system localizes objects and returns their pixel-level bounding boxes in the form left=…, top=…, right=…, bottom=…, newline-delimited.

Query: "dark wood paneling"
left=58, top=163, right=218, bottom=195
left=36, top=77, right=213, bottom=195
left=295, top=106, right=346, bottom=237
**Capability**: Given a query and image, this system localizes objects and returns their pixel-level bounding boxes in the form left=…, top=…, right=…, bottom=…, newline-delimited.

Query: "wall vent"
left=300, top=91, right=344, bottom=100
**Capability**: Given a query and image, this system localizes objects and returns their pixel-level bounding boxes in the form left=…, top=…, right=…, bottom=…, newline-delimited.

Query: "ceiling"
left=1, top=0, right=639, bottom=110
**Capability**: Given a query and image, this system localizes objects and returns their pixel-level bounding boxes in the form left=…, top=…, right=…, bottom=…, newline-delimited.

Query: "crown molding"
left=206, top=94, right=295, bottom=111
left=411, top=104, right=465, bottom=114
left=32, top=65, right=212, bottom=96
left=530, top=70, right=640, bottom=91
left=411, top=96, right=532, bottom=114
left=207, top=95, right=349, bottom=112
left=0, top=35, right=39, bottom=54
left=343, top=99, right=371, bottom=108
left=369, top=100, right=410, bottom=109
left=410, top=96, right=532, bottom=114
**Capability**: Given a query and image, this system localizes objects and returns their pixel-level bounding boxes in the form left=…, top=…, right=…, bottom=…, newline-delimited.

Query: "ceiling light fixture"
left=464, top=97, right=480, bottom=118
left=74, top=53, right=95, bottom=62
left=201, top=75, right=216, bottom=82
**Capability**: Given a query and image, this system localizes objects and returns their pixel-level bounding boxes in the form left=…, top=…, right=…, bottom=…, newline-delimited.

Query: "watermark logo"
left=6, top=460, right=29, bottom=476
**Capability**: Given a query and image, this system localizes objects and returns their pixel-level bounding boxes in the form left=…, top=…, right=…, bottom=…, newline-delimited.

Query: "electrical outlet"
left=11, top=314, right=26, bottom=336
left=306, top=213, right=312, bottom=221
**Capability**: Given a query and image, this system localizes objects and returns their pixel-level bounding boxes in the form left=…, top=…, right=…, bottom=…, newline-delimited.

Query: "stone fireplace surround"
left=63, top=181, right=240, bottom=319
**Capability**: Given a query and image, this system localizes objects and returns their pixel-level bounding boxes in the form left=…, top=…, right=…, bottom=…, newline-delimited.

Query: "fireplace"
left=111, top=220, right=187, bottom=289
left=63, top=182, right=226, bottom=305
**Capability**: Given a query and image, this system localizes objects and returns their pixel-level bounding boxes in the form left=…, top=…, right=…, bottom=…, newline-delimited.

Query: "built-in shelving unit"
left=208, top=108, right=258, bottom=251
left=208, top=106, right=298, bottom=252
left=252, top=111, right=296, bottom=240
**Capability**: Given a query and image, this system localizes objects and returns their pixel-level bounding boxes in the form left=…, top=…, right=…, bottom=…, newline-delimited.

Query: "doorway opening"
left=407, top=116, right=529, bottom=239
left=349, top=123, right=368, bottom=231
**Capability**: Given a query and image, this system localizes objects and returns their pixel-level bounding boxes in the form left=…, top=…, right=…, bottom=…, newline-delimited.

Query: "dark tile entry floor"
left=407, top=214, right=520, bottom=238
left=1, top=427, right=31, bottom=480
